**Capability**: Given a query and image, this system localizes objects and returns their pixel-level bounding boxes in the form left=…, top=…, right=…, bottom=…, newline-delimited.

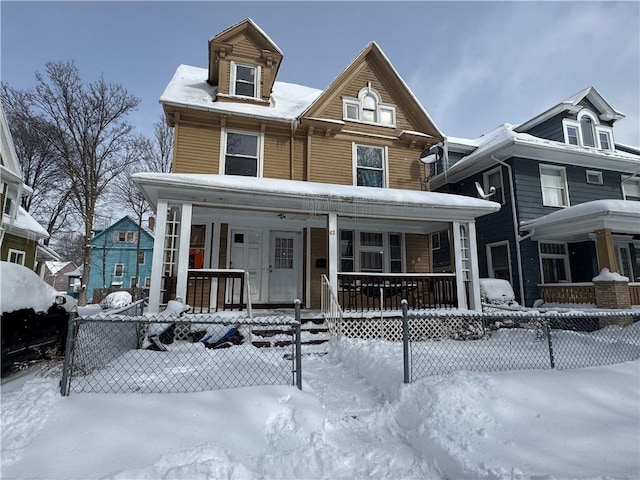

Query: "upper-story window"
left=3, top=197, right=12, bottom=216
left=343, top=84, right=395, bottom=127
left=483, top=166, right=505, bottom=204
left=115, top=231, right=137, bottom=243
left=562, top=110, right=614, bottom=151
left=230, top=62, right=260, bottom=98
left=622, top=176, right=640, bottom=201
left=540, top=164, right=569, bottom=207
left=220, top=129, right=264, bottom=177
left=7, top=248, right=25, bottom=266
left=353, top=144, right=388, bottom=188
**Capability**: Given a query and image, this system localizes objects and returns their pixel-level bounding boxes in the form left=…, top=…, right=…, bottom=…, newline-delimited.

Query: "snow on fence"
left=332, top=305, right=640, bottom=381
left=61, top=309, right=302, bottom=395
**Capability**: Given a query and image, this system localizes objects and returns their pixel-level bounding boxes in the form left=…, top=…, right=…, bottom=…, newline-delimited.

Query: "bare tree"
left=27, top=61, right=141, bottom=305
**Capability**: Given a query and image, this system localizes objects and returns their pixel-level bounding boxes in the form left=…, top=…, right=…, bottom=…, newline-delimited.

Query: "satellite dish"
left=475, top=181, right=496, bottom=199
left=420, top=145, right=443, bottom=165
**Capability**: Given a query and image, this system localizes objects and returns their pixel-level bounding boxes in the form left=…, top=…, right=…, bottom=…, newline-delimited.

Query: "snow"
left=479, top=278, right=517, bottom=305
left=0, top=261, right=57, bottom=313
left=99, top=291, right=133, bottom=309
left=2, top=328, right=639, bottom=479
left=10, top=206, right=49, bottom=239
left=593, top=267, right=630, bottom=282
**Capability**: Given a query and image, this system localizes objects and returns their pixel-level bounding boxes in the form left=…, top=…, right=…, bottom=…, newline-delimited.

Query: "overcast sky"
left=2, top=1, right=639, bottom=146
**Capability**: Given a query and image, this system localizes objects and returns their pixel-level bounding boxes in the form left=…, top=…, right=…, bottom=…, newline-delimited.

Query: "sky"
left=1, top=1, right=639, bottom=147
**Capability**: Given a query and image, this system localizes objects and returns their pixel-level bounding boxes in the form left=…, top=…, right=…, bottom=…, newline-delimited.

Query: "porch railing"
left=337, top=272, right=457, bottom=312
left=538, top=283, right=596, bottom=305
left=321, top=274, right=343, bottom=335
left=162, top=269, right=253, bottom=315
left=631, top=283, right=640, bottom=306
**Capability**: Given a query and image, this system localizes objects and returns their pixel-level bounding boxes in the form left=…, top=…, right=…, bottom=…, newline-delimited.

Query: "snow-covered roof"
left=45, top=261, right=71, bottom=275
left=160, top=65, right=322, bottom=123
left=520, top=200, right=640, bottom=241
left=132, top=173, right=501, bottom=222
left=6, top=206, right=49, bottom=240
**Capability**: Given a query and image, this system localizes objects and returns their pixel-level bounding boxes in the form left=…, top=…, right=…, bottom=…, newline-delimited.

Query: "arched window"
left=580, top=115, right=596, bottom=147
left=343, top=84, right=395, bottom=126
left=562, top=109, right=614, bottom=151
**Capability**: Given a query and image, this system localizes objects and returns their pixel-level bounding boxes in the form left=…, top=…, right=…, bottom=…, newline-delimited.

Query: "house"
left=0, top=104, right=50, bottom=270
left=86, top=216, right=154, bottom=302
left=43, top=261, right=78, bottom=292
left=429, top=87, right=640, bottom=307
left=133, top=18, right=499, bottom=314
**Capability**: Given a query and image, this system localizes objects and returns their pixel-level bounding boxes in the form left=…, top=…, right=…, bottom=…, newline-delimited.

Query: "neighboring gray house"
left=429, top=87, right=640, bottom=307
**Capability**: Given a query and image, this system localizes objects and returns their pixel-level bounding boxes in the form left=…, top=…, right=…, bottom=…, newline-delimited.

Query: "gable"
left=91, top=216, right=154, bottom=247
left=301, top=43, right=442, bottom=144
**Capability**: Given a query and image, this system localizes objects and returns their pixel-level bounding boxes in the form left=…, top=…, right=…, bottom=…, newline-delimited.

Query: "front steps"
left=250, top=314, right=330, bottom=349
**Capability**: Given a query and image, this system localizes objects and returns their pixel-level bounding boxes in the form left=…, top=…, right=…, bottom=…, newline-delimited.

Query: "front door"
left=268, top=231, right=300, bottom=302
left=229, top=230, right=262, bottom=303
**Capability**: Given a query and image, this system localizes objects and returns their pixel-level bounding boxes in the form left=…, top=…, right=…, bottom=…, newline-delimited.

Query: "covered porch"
left=520, top=200, right=640, bottom=308
left=132, top=173, right=500, bottom=314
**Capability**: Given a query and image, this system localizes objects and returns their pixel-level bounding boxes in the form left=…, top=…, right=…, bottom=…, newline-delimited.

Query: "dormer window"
left=230, top=62, right=260, bottom=98
left=343, top=84, right=395, bottom=127
left=562, top=110, right=614, bottom=151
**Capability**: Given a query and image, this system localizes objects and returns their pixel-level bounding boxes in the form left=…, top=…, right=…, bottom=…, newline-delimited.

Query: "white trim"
left=538, top=241, right=571, bottom=283
left=539, top=164, right=570, bottom=208
left=7, top=248, right=25, bottom=266
left=483, top=166, right=505, bottom=204
left=148, top=200, right=168, bottom=313
left=467, top=222, right=481, bottom=311
left=229, top=61, right=260, bottom=99
left=341, top=85, right=396, bottom=127
left=562, top=109, right=615, bottom=151
left=113, top=263, right=124, bottom=277
left=305, top=226, right=311, bottom=308
left=621, top=175, right=640, bottom=200
left=585, top=170, right=603, bottom=185
left=352, top=143, right=388, bottom=188
left=176, top=203, right=193, bottom=302
left=219, top=128, right=265, bottom=177
left=452, top=221, right=467, bottom=309
left=486, top=240, right=512, bottom=284
left=328, top=214, right=339, bottom=296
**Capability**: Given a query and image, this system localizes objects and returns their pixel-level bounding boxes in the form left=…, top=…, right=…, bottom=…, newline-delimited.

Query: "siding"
left=1, top=233, right=37, bottom=269
left=173, top=123, right=220, bottom=174
left=405, top=233, right=431, bottom=273
left=524, top=115, right=564, bottom=142
left=309, top=228, right=328, bottom=309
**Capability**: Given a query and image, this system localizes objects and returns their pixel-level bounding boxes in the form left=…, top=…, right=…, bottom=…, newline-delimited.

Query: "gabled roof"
left=0, top=104, right=23, bottom=183
left=301, top=42, right=444, bottom=142
left=90, top=215, right=154, bottom=244
left=515, top=86, right=625, bottom=133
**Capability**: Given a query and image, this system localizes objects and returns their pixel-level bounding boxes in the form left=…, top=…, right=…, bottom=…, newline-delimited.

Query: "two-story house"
left=430, top=87, right=640, bottom=307
left=87, top=216, right=154, bottom=303
left=0, top=104, right=50, bottom=270
left=133, top=19, right=499, bottom=314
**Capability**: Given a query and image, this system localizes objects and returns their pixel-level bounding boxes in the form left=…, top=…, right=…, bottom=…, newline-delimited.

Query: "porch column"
left=452, top=221, right=468, bottom=309
left=328, top=213, right=338, bottom=294
left=148, top=200, right=169, bottom=313
left=467, top=221, right=482, bottom=311
left=595, top=229, right=618, bottom=273
left=176, top=203, right=193, bottom=303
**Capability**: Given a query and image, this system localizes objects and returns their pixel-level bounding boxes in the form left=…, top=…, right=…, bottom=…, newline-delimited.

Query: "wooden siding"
left=309, top=228, right=328, bottom=309
left=405, top=233, right=431, bottom=273
left=173, top=122, right=220, bottom=174
left=1, top=233, right=37, bottom=269
left=524, top=115, right=564, bottom=142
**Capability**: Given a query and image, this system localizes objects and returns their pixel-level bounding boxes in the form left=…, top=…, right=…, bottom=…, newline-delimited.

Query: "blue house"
left=87, top=216, right=155, bottom=302
left=429, top=87, right=640, bottom=307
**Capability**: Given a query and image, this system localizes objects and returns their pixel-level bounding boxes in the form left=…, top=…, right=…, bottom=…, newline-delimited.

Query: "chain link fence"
left=61, top=306, right=302, bottom=395
left=332, top=306, right=640, bottom=382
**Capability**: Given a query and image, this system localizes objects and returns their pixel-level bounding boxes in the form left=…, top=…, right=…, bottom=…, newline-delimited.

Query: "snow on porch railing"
left=321, top=274, right=343, bottom=335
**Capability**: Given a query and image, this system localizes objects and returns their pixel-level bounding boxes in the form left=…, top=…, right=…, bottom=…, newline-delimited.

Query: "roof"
left=45, top=261, right=72, bottom=274
left=515, top=86, right=625, bottom=133
left=90, top=215, right=155, bottom=244
left=6, top=206, right=50, bottom=240
left=132, top=173, right=500, bottom=223
left=520, top=200, right=640, bottom=241
left=161, top=65, right=322, bottom=123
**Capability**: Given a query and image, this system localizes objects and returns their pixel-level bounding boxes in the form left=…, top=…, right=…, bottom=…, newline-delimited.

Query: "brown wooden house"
left=133, top=18, right=499, bottom=314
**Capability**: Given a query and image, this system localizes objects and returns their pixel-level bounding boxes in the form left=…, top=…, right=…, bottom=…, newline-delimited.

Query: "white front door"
left=268, top=231, right=301, bottom=303
left=229, top=230, right=262, bottom=303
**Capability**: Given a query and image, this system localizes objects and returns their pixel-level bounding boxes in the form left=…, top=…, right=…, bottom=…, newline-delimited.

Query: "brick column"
left=593, top=268, right=631, bottom=309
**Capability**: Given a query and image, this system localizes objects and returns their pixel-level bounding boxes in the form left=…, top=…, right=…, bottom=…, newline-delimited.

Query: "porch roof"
left=132, top=173, right=500, bottom=222
left=520, top=200, right=640, bottom=241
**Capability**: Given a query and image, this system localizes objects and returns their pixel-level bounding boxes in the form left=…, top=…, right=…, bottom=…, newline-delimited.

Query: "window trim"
left=486, top=240, right=512, bottom=284
left=621, top=175, right=640, bottom=201
left=562, top=110, right=614, bottom=151
left=7, top=248, right=25, bottom=266
left=539, top=164, right=570, bottom=208
left=113, top=263, right=124, bottom=278
left=342, top=85, right=396, bottom=127
left=352, top=143, right=389, bottom=188
left=431, top=232, right=441, bottom=251
left=483, top=166, right=505, bottom=204
left=219, top=128, right=265, bottom=177
left=585, top=170, right=603, bottom=185
left=339, top=230, right=404, bottom=273
left=229, top=61, right=260, bottom=99
left=538, top=241, right=571, bottom=284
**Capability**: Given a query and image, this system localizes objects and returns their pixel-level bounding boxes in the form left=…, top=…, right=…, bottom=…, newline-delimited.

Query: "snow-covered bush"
left=99, top=291, right=132, bottom=310
left=479, top=278, right=519, bottom=308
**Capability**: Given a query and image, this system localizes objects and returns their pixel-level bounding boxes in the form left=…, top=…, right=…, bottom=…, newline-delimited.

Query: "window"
left=137, top=251, right=145, bottom=265
left=483, top=166, right=505, bottom=204
left=130, top=277, right=138, bottom=288
left=585, top=170, right=603, bottom=185
left=622, top=176, right=640, bottom=201
left=540, top=165, right=569, bottom=207
left=231, top=62, right=259, bottom=98
left=3, top=197, right=12, bottom=216
left=115, top=231, right=137, bottom=243
left=343, top=84, right=395, bottom=127
left=339, top=230, right=403, bottom=273
left=562, top=111, right=614, bottom=151
left=487, top=241, right=512, bottom=283
left=221, top=130, right=263, bottom=177
left=7, top=249, right=25, bottom=265
left=113, top=264, right=124, bottom=277
left=354, top=144, right=387, bottom=188
left=431, top=232, right=441, bottom=250
left=144, top=277, right=151, bottom=288
left=539, top=242, right=570, bottom=283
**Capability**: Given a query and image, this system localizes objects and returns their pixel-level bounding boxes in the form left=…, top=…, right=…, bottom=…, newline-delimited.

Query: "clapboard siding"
left=173, top=123, right=220, bottom=174
left=524, top=115, right=564, bottom=142
left=405, top=233, right=431, bottom=273
left=309, top=228, right=328, bottom=309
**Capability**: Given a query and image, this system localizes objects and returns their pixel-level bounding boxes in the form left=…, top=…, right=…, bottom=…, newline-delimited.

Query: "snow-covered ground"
left=2, top=325, right=639, bottom=480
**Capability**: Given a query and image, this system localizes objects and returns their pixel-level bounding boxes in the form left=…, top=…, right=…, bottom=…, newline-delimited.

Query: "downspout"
left=490, top=155, right=526, bottom=305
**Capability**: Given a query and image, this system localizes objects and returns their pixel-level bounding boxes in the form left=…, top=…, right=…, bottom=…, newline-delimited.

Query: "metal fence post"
left=402, top=299, right=410, bottom=383
left=294, top=299, right=302, bottom=390
left=60, top=311, right=78, bottom=396
left=545, top=319, right=555, bottom=369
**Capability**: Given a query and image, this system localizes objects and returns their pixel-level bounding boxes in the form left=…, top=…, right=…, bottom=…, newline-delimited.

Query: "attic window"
left=231, top=62, right=260, bottom=98
left=343, top=84, right=395, bottom=127
left=562, top=110, right=614, bottom=151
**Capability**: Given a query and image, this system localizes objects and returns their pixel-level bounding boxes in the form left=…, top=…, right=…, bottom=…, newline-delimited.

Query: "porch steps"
left=250, top=314, right=330, bottom=349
